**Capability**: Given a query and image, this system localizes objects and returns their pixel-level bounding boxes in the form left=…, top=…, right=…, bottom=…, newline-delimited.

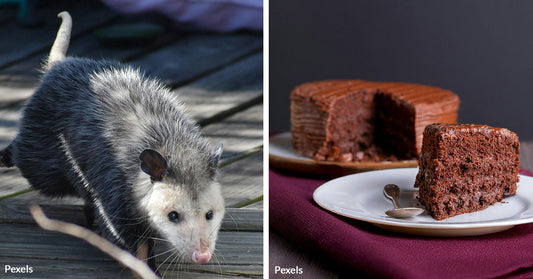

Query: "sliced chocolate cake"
left=414, top=123, right=520, bottom=220
left=290, top=80, right=460, bottom=162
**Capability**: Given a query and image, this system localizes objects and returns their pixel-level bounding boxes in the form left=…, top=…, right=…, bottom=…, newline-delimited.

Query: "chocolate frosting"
left=290, top=80, right=460, bottom=162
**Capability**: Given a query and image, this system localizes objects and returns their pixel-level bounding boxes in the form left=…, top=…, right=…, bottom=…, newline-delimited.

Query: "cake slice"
left=414, top=123, right=520, bottom=220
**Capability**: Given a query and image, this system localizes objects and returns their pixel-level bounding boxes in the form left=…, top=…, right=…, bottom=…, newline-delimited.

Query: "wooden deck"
left=0, top=1, right=263, bottom=278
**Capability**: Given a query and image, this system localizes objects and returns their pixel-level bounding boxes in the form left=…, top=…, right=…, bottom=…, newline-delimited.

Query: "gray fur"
left=1, top=12, right=225, bottom=267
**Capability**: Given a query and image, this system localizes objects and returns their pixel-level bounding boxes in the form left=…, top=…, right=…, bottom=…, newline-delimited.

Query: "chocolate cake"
left=414, top=123, right=520, bottom=220
left=290, top=80, right=460, bottom=162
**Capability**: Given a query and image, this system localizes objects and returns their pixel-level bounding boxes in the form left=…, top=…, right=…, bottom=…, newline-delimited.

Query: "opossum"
left=0, top=11, right=225, bottom=269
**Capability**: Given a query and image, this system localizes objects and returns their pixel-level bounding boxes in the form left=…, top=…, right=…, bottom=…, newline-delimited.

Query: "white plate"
left=313, top=168, right=533, bottom=237
left=269, top=132, right=417, bottom=177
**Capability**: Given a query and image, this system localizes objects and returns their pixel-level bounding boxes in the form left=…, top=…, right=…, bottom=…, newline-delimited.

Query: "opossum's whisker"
left=208, top=221, right=222, bottom=238
left=113, top=217, right=149, bottom=226
left=144, top=236, right=169, bottom=242
left=146, top=246, right=179, bottom=261
left=156, top=252, right=176, bottom=278
left=116, top=262, right=132, bottom=278
left=172, top=252, right=180, bottom=279
left=160, top=253, right=176, bottom=279
left=166, top=254, right=177, bottom=279
left=130, top=235, right=148, bottom=251
left=175, top=251, right=188, bottom=276
left=223, top=210, right=239, bottom=229
left=162, top=250, right=182, bottom=279
left=211, top=250, right=224, bottom=275
left=213, top=248, right=226, bottom=263
left=127, top=226, right=157, bottom=264
left=104, top=214, right=149, bottom=221
left=132, top=225, right=155, bottom=249
left=92, top=209, right=149, bottom=224
left=156, top=246, right=180, bottom=276
left=180, top=253, right=190, bottom=278
left=136, top=226, right=153, bottom=240
left=206, top=221, right=222, bottom=247
left=214, top=247, right=228, bottom=267
left=103, top=203, right=150, bottom=221
left=144, top=236, right=172, bottom=245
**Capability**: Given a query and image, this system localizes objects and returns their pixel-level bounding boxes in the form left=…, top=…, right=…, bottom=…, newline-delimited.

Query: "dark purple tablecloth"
left=270, top=168, right=533, bottom=279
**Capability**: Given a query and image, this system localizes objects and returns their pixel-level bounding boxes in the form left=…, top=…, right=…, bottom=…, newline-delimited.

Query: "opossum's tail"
left=0, top=144, right=14, bottom=168
left=46, top=11, right=72, bottom=70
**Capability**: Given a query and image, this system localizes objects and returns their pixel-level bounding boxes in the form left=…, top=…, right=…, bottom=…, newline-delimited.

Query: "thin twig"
left=29, top=205, right=159, bottom=279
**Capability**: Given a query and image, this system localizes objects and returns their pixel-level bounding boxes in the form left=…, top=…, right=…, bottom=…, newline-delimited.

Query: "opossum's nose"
left=192, top=251, right=211, bottom=264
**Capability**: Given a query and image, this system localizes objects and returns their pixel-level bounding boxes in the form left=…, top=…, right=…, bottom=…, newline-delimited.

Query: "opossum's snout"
left=193, top=251, right=211, bottom=264
left=192, top=239, right=212, bottom=264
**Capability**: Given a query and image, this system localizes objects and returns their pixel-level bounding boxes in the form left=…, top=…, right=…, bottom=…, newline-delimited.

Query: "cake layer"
left=290, top=80, right=460, bottom=162
left=415, top=123, right=520, bottom=220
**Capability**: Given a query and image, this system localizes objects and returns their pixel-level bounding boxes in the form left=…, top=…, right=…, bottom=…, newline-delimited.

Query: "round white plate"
left=313, top=168, right=533, bottom=237
left=269, top=132, right=417, bottom=177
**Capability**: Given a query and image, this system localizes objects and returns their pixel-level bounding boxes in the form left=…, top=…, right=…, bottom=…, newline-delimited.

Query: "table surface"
left=0, top=1, right=263, bottom=278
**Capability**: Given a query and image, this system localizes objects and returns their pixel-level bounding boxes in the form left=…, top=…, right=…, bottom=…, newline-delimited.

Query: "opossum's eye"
left=168, top=211, right=180, bottom=223
left=205, top=210, right=213, bottom=220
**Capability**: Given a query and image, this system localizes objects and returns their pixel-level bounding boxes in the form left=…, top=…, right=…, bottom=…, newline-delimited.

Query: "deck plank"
left=0, top=169, right=30, bottom=197
left=0, top=106, right=20, bottom=147
left=175, top=51, right=263, bottom=122
left=0, top=86, right=33, bottom=106
left=0, top=223, right=262, bottom=278
left=202, top=103, right=263, bottom=208
left=202, top=105, right=263, bottom=155
left=220, top=151, right=263, bottom=208
left=243, top=200, right=264, bottom=209
left=131, top=33, right=262, bottom=88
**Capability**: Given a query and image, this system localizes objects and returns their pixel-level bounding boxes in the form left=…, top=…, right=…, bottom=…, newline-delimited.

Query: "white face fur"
left=139, top=178, right=225, bottom=264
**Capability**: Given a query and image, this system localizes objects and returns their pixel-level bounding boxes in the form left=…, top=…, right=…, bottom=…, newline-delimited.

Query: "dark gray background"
left=269, top=1, right=533, bottom=140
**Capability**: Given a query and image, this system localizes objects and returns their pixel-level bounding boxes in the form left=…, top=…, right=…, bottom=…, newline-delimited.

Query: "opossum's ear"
left=140, top=149, right=168, bottom=182
left=209, top=144, right=223, bottom=175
